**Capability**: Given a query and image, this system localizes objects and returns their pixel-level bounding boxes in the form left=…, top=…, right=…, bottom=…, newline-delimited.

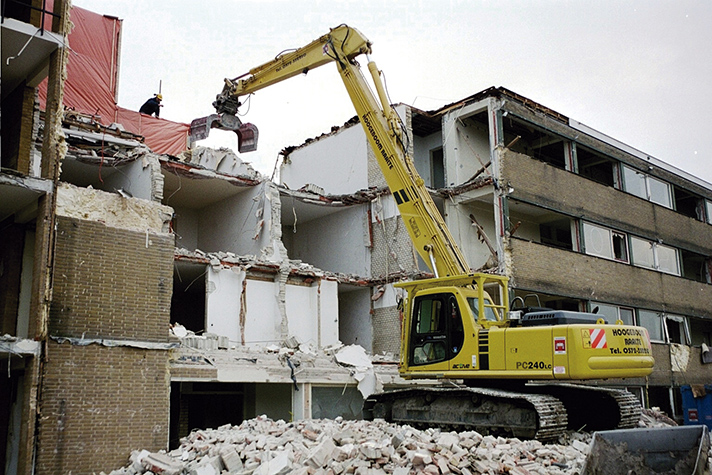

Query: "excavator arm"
left=192, top=25, right=470, bottom=278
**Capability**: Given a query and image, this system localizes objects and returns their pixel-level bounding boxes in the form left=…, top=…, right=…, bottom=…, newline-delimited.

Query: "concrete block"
left=360, top=442, right=381, bottom=459
left=412, top=452, right=432, bottom=466
left=143, top=452, right=184, bottom=475
left=188, top=464, right=217, bottom=475
left=220, top=448, right=244, bottom=472
left=306, top=438, right=336, bottom=468
left=257, top=451, right=291, bottom=475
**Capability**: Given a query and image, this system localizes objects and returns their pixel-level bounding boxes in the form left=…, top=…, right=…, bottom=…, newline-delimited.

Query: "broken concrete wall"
left=56, top=182, right=173, bottom=233
left=196, top=182, right=283, bottom=262
left=205, top=265, right=339, bottom=348
left=442, top=100, right=492, bottom=187
left=280, top=123, right=368, bottom=195
left=286, top=205, right=371, bottom=276
left=101, top=152, right=164, bottom=202
left=370, top=195, right=419, bottom=279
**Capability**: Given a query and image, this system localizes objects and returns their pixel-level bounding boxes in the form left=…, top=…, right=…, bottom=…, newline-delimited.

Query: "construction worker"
left=139, top=94, right=162, bottom=117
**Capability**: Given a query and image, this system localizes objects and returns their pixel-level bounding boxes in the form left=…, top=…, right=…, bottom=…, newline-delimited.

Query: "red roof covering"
left=39, top=6, right=189, bottom=156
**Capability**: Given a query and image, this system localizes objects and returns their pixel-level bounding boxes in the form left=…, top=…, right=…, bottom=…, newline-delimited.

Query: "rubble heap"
left=108, top=416, right=596, bottom=475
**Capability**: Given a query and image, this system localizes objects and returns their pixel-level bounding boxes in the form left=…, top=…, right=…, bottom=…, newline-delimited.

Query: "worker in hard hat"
left=139, top=94, right=163, bottom=117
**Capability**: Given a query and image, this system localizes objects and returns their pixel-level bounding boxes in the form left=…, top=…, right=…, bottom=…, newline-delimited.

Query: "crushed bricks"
left=105, top=416, right=597, bottom=475
left=103, top=408, right=704, bottom=475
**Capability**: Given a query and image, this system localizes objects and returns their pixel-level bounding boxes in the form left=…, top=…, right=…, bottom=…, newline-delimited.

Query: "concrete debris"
left=103, top=414, right=676, bottom=475
left=335, top=345, right=382, bottom=398
left=178, top=146, right=261, bottom=179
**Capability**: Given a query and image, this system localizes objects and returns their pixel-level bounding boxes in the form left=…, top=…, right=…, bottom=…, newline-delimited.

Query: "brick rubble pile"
left=107, top=416, right=596, bottom=475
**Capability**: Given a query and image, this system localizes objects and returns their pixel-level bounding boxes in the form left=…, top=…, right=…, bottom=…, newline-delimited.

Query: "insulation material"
left=38, top=6, right=189, bottom=156
left=56, top=182, right=173, bottom=233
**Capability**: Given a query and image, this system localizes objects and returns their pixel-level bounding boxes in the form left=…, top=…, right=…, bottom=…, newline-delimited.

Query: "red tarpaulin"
left=39, top=6, right=188, bottom=156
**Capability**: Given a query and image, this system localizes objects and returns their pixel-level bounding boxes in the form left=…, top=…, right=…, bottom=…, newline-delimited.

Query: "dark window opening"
left=577, top=146, right=615, bottom=187
left=502, top=118, right=566, bottom=169
left=430, top=148, right=445, bottom=189
left=689, top=318, right=712, bottom=346
left=681, top=250, right=709, bottom=283
left=171, top=262, right=206, bottom=332
left=673, top=187, right=704, bottom=220
left=612, top=232, right=628, bottom=262
left=539, top=218, right=573, bottom=250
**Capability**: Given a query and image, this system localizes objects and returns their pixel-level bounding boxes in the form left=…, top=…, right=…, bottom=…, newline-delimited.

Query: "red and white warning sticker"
left=582, top=328, right=608, bottom=349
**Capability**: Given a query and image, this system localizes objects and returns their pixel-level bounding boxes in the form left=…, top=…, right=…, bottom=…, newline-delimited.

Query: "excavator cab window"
left=411, top=293, right=464, bottom=365
left=467, top=297, right=499, bottom=323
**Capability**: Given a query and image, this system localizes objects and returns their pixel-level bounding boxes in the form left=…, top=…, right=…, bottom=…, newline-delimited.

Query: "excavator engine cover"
left=189, top=113, right=259, bottom=153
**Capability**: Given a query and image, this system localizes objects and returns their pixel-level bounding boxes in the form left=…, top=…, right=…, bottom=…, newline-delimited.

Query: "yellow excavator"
left=190, top=25, right=655, bottom=440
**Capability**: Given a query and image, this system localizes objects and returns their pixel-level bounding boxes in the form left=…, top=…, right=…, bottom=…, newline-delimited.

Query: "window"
left=430, top=148, right=445, bottom=189
left=582, top=222, right=628, bottom=262
left=630, top=237, right=655, bottom=269
left=638, top=310, right=664, bottom=342
left=590, top=303, right=635, bottom=325
left=707, top=200, right=712, bottom=225
left=630, top=237, right=680, bottom=275
left=411, top=293, right=464, bottom=365
left=622, top=165, right=672, bottom=209
left=664, top=315, right=690, bottom=345
left=656, top=244, right=680, bottom=275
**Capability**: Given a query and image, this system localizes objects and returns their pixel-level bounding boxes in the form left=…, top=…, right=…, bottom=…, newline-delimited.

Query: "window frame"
left=621, top=165, right=673, bottom=209
left=582, top=222, right=629, bottom=263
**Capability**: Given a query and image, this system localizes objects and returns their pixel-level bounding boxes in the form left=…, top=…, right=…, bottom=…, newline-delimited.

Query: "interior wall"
left=413, top=132, right=443, bottom=188
left=288, top=206, right=370, bottom=276
left=172, top=207, right=199, bottom=251
left=280, top=125, right=368, bottom=195
left=244, top=279, right=282, bottom=346
left=103, top=158, right=153, bottom=201
left=206, top=266, right=244, bottom=341
left=442, top=107, right=491, bottom=186
left=338, top=287, right=372, bottom=352
left=445, top=200, right=497, bottom=271
left=197, top=184, right=273, bottom=257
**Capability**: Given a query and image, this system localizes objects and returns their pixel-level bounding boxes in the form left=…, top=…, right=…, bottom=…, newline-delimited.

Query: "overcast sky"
left=76, top=0, right=712, bottom=184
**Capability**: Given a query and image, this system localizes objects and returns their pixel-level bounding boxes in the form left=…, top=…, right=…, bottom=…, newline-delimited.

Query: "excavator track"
left=529, top=383, right=642, bottom=432
left=364, top=386, right=568, bottom=442
left=364, top=384, right=642, bottom=441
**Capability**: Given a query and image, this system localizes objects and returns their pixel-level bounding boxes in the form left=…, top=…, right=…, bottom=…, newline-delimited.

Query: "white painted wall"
left=288, top=205, right=370, bottom=276
left=280, top=124, right=368, bottom=195
left=205, top=270, right=341, bottom=348
left=338, top=287, right=372, bottom=352
left=104, top=158, right=153, bottom=200
left=197, top=183, right=274, bottom=257
left=284, top=279, right=339, bottom=347
left=413, top=132, right=443, bottom=188
left=442, top=102, right=491, bottom=186
left=206, top=266, right=245, bottom=342
left=173, top=207, right=199, bottom=251
left=444, top=198, right=497, bottom=271
left=244, top=279, right=282, bottom=346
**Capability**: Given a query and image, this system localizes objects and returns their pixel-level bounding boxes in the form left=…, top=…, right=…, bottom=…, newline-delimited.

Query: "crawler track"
left=364, top=384, right=642, bottom=441
left=365, top=386, right=568, bottom=442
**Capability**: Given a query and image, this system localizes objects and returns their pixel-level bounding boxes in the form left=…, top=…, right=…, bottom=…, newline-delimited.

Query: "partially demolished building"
left=3, top=2, right=712, bottom=475
left=280, top=86, right=712, bottom=418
